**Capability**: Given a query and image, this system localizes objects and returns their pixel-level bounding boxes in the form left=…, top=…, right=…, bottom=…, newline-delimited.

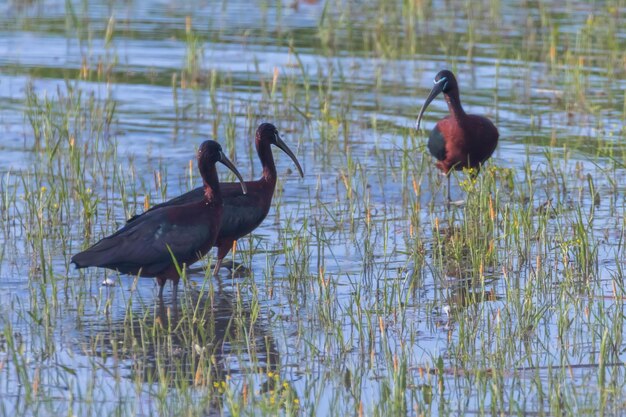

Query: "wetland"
left=0, top=0, right=625, bottom=415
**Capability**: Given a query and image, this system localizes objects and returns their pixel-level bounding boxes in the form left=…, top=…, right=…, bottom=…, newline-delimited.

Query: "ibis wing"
left=127, top=187, right=205, bottom=223
left=219, top=183, right=268, bottom=240
left=73, top=208, right=214, bottom=275
left=427, top=125, right=446, bottom=162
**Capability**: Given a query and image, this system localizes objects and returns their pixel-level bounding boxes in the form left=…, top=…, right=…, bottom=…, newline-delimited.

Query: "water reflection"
left=79, top=284, right=278, bottom=388
left=444, top=286, right=499, bottom=312
left=433, top=216, right=501, bottom=320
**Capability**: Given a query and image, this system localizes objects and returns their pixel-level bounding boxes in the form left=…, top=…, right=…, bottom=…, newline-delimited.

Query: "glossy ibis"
left=127, top=123, right=304, bottom=275
left=71, top=141, right=247, bottom=297
left=415, top=69, right=498, bottom=202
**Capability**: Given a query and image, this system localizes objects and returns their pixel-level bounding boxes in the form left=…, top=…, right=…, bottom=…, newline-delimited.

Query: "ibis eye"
left=433, top=76, right=450, bottom=92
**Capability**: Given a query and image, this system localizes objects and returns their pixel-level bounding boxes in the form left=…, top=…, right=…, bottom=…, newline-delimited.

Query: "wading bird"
left=415, top=69, right=498, bottom=202
left=71, top=141, right=247, bottom=297
left=127, top=123, right=304, bottom=275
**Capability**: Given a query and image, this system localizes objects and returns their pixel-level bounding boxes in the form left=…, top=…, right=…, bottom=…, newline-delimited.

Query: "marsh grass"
left=0, top=0, right=626, bottom=416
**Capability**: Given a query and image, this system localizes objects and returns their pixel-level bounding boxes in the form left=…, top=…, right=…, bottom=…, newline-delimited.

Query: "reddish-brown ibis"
left=416, top=69, right=498, bottom=201
left=127, top=123, right=304, bottom=275
left=71, top=141, right=247, bottom=297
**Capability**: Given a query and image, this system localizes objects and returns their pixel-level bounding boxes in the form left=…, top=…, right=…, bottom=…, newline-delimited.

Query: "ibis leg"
left=213, top=240, right=234, bottom=276
left=157, top=277, right=166, bottom=298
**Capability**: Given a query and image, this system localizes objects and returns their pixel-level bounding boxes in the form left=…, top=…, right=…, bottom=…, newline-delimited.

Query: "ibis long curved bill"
left=274, top=132, right=304, bottom=178
left=218, top=152, right=247, bottom=194
left=415, top=76, right=448, bottom=131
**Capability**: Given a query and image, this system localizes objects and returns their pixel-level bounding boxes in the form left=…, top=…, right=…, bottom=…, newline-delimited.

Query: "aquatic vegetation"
left=0, top=0, right=625, bottom=416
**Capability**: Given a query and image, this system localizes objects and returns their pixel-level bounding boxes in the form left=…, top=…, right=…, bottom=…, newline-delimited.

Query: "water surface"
left=1, top=0, right=625, bottom=415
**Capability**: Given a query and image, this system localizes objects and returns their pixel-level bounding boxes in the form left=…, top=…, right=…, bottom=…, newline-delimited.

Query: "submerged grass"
left=0, top=0, right=625, bottom=416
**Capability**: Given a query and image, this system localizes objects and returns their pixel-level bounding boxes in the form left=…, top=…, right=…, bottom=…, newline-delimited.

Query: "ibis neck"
left=199, top=163, right=222, bottom=203
left=444, top=91, right=466, bottom=121
left=257, top=140, right=277, bottom=183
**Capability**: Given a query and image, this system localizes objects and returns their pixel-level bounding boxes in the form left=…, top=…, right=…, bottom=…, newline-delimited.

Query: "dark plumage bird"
left=127, top=123, right=304, bottom=275
left=416, top=69, right=499, bottom=201
left=71, top=141, right=247, bottom=297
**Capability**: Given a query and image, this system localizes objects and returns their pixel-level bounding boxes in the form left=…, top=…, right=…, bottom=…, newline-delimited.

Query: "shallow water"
left=1, top=0, right=626, bottom=415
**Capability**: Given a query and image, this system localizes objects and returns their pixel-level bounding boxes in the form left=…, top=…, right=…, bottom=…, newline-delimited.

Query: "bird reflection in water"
left=78, top=285, right=280, bottom=407
left=431, top=220, right=501, bottom=322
